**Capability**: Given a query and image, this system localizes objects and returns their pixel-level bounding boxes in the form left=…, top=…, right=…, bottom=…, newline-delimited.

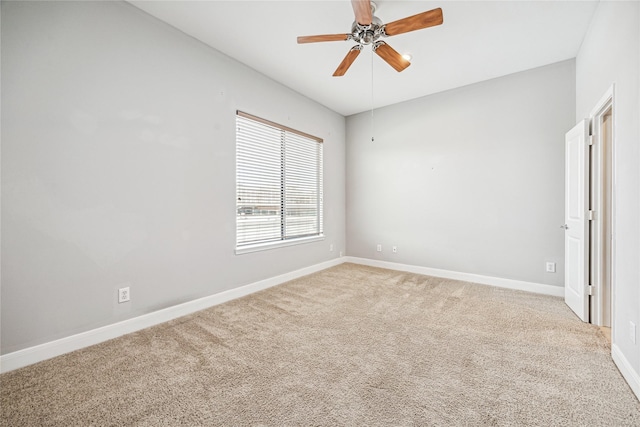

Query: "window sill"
left=235, top=235, right=325, bottom=255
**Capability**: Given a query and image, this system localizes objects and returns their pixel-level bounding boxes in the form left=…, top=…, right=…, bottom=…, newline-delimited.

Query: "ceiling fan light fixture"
left=402, top=53, right=412, bottom=61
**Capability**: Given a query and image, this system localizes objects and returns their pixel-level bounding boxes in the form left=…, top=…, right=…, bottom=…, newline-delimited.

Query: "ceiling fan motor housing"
left=351, top=16, right=384, bottom=45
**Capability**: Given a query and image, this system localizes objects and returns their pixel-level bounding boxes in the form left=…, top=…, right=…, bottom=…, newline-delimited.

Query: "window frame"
left=235, top=111, right=324, bottom=255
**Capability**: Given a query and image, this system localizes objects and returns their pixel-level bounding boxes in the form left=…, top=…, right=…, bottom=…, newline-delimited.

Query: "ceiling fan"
left=297, top=0, right=443, bottom=76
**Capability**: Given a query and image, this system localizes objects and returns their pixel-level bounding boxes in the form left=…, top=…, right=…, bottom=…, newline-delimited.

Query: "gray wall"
left=1, top=1, right=346, bottom=354
left=576, top=0, right=640, bottom=383
left=346, top=60, right=575, bottom=287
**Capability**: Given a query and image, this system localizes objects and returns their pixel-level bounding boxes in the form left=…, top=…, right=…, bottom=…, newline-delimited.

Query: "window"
left=235, top=111, right=323, bottom=253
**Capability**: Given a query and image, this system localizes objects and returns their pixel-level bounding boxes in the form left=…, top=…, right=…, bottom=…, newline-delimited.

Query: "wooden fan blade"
left=374, top=42, right=410, bottom=72
left=383, top=7, right=443, bottom=36
left=351, top=0, right=372, bottom=25
left=297, top=34, right=350, bottom=44
left=333, top=47, right=362, bottom=77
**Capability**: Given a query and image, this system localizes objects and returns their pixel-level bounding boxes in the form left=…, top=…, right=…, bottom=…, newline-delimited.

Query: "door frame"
left=589, top=84, right=616, bottom=330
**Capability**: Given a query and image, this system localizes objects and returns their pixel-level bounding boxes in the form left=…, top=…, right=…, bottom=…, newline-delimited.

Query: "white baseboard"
left=344, top=257, right=565, bottom=297
left=612, top=344, right=640, bottom=401
left=0, top=257, right=343, bottom=374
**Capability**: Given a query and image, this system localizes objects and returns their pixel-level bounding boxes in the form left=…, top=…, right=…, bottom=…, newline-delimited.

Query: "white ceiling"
left=130, top=0, right=598, bottom=116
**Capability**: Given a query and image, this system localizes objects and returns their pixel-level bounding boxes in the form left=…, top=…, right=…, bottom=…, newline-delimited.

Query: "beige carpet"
left=2, top=263, right=639, bottom=426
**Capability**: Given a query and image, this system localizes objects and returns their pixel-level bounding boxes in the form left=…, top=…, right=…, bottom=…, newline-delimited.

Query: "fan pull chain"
left=371, top=46, right=375, bottom=142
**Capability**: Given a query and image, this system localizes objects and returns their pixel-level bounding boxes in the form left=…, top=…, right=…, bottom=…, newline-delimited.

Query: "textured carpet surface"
left=2, top=263, right=639, bottom=426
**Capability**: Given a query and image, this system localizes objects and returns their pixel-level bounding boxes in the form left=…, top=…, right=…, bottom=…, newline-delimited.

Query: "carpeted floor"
left=1, top=263, right=639, bottom=426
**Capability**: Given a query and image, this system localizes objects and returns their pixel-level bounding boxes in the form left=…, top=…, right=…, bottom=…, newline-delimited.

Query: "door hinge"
left=588, top=134, right=594, bottom=146
left=588, top=210, right=595, bottom=221
left=588, top=285, right=594, bottom=296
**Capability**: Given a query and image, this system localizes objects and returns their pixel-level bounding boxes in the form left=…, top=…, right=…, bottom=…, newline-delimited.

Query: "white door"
left=564, top=119, right=590, bottom=321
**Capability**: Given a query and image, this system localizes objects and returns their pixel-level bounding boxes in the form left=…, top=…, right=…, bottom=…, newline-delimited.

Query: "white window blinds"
left=236, top=111, right=323, bottom=250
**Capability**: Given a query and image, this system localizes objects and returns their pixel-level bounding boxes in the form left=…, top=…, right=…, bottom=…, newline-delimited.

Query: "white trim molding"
left=344, top=257, right=565, bottom=297
left=588, top=84, right=616, bottom=327
left=0, top=257, right=343, bottom=373
left=235, top=235, right=325, bottom=255
left=612, top=344, right=640, bottom=401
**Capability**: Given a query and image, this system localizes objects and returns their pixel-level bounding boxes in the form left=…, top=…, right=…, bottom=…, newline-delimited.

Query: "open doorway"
left=589, top=88, right=614, bottom=339
left=563, top=86, right=615, bottom=343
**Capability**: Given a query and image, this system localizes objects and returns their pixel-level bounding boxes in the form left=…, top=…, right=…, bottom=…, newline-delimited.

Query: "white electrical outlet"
left=329, top=243, right=334, bottom=252
left=630, top=321, right=636, bottom=344
left=118, top=287, right=130, bottom=303
left=376, top=244, right=382, bottom=252
left=392, top=246, right=397, bottom=253
left=545, top=262, right=556, bottom=273
left=339, top=251, right=343, bottom=257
